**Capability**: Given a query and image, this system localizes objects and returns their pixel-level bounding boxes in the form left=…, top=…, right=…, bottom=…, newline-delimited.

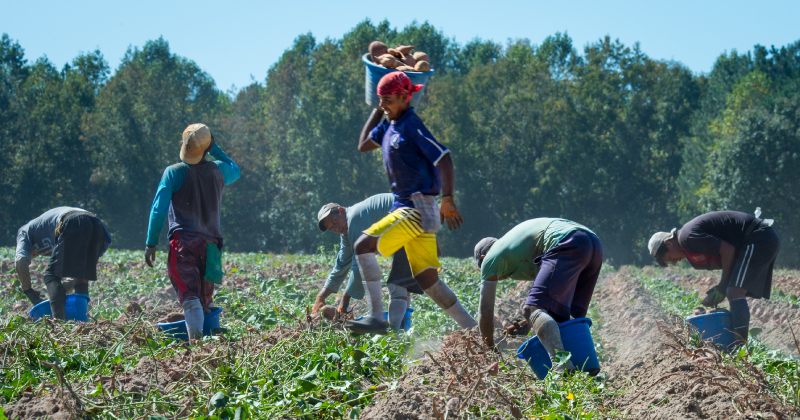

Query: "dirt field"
left=1, top=254, right=798, bottom=419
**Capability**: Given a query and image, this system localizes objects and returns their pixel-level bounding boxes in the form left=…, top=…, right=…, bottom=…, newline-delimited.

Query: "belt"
left=55, top=210, right=96, bottom=236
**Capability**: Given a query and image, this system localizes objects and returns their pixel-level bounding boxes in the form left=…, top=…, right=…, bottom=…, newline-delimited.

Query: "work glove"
left=701, top=285, right=726, bottom=308
left=439, top=196, right=464, bottom=231
left=144, top=245, right=157, bottom=268
left=312, top=295, right=326, bottom=313
left=516, top=304, right=540, bottom=336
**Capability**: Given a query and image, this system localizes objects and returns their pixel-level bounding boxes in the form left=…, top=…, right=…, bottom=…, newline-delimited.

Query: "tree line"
left=1, top=20, right=799, bottom=266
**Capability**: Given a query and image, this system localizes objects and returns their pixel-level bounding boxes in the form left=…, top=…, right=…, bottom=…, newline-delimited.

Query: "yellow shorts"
left=364, top=208, right=439, bottom=276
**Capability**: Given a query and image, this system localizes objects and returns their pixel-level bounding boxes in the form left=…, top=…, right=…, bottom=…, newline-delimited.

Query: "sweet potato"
left=401, top=54, right=417, bottom=67
left=377, top=54, right=400, bottom=69
left=395, top=65, right=416, bottom=72
left=126, top=301, right=142, bottom=313
left=414, top=61, right=430, bottom=72
left=395, top=45, right=414, bottom=55
left=166, top=312, right=185, bottom=322
left=320, top=305, right=337, bottom=320
left=368, top=41, right=388, bottom=64
left=412, top=51, right=429, bottom=63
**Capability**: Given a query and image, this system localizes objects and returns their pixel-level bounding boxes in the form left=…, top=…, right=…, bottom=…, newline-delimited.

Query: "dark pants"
left=387, top=247, right=423, bottom=294
left=730, top=227, right=780, bottom=299
left=45, top=213, right=106, bottom=281
left=168, top=233, right=215, bottom=308
left=43, top=213, right=106, bottom=319
left=526, top=230, right=604, bottom=323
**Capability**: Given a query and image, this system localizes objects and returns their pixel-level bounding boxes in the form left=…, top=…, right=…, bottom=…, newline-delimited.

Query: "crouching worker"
left=345, top=72, right=477, bottom=335
left=475, top=218, right=603, bottom=371
left=648, top=210, right=779, bottom=345
left=145, top=124, right=240, bottom=339
left=314, top=193, right=423, bottom=329
left=15, top=207, right=112, bottom=319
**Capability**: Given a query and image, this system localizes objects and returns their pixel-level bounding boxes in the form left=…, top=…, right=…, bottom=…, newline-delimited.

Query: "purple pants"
left=526, top=230, right=603, bottom=322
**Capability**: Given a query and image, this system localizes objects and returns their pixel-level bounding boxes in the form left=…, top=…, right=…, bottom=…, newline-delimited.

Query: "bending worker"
left=648, top=210, right=779, bottom=345
left=475, top=218, right=603, bottom=371
left=346, top=72, right=476, bottom=335
left=144, top=123, right=240, bottom=339
left=16, top=207, right=112, bottom=318
left=314, top=193, right=423, bottom=329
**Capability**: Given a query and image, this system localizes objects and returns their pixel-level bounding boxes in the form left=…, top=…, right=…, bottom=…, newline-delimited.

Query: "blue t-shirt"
left=369, top=108, right=450, bottom=210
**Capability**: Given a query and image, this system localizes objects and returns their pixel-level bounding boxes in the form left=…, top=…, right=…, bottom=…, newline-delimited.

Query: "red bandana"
left=377, top=72, right=424, bottom=102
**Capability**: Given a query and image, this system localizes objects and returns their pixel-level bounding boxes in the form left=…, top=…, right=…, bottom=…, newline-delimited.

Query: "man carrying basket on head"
left=144, top=123, right=240, bottom=340
left=345, top=72, right=477, bottom=335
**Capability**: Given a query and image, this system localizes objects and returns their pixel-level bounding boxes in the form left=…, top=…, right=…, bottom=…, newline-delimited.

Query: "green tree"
left=0, top=33, right=107, bottom=240
left=83, top=37, right=221, bottom=249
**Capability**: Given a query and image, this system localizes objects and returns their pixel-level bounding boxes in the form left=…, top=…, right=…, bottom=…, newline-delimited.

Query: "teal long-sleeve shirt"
left=323, top=193, right=394, bottom=299
left=146, top=144, right=240, bottom=246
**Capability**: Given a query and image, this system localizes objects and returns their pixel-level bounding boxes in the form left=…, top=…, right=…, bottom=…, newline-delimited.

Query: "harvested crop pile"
left=368, top=41, right=431, bottom=72
left=594, top=268, right=797, bottom=418
left=361, top=329, right=528, bottom=420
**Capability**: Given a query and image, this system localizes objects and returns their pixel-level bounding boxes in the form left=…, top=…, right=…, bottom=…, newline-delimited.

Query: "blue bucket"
left=356, top=307, right=414, bottom=331
left=362, top=53, right=435, bottom=109
left=517, top=317, right=600, bottom=380
left=686, top=312, right=738, bottom=351
left=157, top=307, right=223, bottom=341
left=29, top=294, right=90, bottom=322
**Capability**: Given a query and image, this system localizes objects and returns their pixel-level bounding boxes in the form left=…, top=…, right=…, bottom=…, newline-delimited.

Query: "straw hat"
left=180, top=124, right=212, bottom=164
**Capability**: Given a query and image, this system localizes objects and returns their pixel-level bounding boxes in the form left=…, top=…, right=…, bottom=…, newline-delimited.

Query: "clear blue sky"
left=2, top=0, right=798, bottom=90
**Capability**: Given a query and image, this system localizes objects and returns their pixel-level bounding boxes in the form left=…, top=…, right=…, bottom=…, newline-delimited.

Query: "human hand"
left=701, top=286, right=726, bottom=307
left=144, top=245, right=157, bottom=268
left=439, top=196, right=464, bottom=230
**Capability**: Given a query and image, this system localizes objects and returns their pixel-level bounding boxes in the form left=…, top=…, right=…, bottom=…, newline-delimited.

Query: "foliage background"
left=1, top=20, right=798, bottom=266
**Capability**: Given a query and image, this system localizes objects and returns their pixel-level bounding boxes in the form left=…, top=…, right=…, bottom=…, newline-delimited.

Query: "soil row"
left=654, top=266, right=800, bottom=357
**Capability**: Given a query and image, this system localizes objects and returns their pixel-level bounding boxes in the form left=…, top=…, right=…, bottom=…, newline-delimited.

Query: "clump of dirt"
left=595, top=268, right=796, bottom=418
left=772, top=271, right=800, bottom=296
left=2, top=392, right=72, bottom=420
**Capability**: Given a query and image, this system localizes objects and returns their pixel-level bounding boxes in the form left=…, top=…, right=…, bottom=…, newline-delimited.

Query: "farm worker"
left=15, top=207, right=112, bottom=319
left=475, top=218, right=603, bottom=370
left=144, top=123, right=240, bottom=339
left=346, top=71, right=476, bottom=335
left=648, top=210, right=780, bottom=345
left=314, top=193, right=423, bottom=329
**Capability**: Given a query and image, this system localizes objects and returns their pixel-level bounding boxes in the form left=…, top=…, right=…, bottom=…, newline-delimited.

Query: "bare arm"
left=16, top=261, right=32, bottom=291
left=479, top=277, right=498, bottom=348
left=358, top=109, right=383, bottom=152
left=437, top=153, right=455, bottom=197
left=718, top=240, right=737, bottom=288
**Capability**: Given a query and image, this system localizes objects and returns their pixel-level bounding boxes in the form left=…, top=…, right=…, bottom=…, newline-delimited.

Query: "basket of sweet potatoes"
left=363, top=41, right=434, bottom=108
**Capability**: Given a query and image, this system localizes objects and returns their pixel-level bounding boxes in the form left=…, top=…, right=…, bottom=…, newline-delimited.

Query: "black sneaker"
left=345, top=316, right=389, bottom=335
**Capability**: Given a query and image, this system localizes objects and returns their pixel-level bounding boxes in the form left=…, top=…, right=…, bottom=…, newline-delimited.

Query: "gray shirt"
left=15, top=207, right=87, bottom=264
left=322, top=194, right=395, bottom=299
